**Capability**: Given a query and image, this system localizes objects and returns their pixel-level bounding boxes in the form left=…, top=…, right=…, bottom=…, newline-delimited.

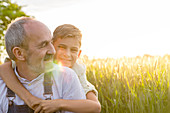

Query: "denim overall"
left=6, top=72, right=53, bottom=113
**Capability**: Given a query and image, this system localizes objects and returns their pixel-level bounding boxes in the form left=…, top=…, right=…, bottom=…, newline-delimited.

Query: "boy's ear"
left=12, top=47, right=26, bottom=61
left=78, top=50, right=82, bottom=58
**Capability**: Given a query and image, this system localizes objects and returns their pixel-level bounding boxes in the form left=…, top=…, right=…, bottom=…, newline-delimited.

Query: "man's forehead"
left=24, top=20, right=46, bottom=31
left=24, top=20, right=51, bottom=36
left=23, top=20, right=52, bottom=44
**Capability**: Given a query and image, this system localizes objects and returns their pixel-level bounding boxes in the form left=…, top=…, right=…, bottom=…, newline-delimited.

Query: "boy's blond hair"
left=53, top=24, right=82, bottom=47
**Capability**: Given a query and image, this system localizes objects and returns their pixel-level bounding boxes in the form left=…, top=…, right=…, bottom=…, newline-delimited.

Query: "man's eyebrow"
left=37, top=40, right=49, bottom=47
left=40, top=40, right=48, bottom=44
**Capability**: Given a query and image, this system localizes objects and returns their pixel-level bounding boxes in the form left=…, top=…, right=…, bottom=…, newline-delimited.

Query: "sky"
left=12, top=0, right=170, bottom=59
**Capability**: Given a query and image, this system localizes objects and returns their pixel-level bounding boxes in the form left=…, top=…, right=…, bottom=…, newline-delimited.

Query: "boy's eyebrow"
left=58, top=44, right=79, bottom=49
left=58, top=44, right=66, bottom=46
left=71, top=47, right=79, bottom=49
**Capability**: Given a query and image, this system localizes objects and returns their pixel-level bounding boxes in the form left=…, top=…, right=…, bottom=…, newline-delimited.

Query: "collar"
left=14, top=66, right=44, bottom=84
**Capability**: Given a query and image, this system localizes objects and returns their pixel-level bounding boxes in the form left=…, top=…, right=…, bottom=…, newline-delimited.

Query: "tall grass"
left=82, top=55, right=170, bottom=113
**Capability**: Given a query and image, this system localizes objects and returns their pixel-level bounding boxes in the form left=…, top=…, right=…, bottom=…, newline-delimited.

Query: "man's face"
left=24, top=21, right=56, bottom=74
left=53, top=38, right=81, bottom=68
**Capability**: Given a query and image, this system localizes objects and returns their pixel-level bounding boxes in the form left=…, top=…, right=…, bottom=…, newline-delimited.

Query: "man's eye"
left=42, top=42, right=47, bottom=47
left=51, top=40, right=54, bottom=44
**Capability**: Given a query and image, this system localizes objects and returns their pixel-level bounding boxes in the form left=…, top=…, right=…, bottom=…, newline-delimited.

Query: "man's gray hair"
left=5, top=17, right=34, bottom=60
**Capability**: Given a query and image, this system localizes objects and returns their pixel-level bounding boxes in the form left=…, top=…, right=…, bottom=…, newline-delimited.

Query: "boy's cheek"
left=56, top=50, right=65, bottom=58
left=72, top=53, right=79, bottom=60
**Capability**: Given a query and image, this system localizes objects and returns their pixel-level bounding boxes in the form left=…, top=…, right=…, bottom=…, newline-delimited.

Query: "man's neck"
left=16, top=62, right=41, bottom=81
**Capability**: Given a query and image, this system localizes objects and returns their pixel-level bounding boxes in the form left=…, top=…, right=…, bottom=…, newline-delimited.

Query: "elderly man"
left=0, top=17, right=86, bottom=113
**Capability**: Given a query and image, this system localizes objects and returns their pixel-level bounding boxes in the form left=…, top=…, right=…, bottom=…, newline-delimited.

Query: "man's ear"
left=12, top=47, right=26, bottom=61
left=78, top=50, right=82, bottom=58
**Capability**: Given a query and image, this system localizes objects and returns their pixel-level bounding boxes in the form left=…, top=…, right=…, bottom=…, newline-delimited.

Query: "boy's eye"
left=71, top=48, right=78, bottom=52
left=58, top=45, right=66, bottom=49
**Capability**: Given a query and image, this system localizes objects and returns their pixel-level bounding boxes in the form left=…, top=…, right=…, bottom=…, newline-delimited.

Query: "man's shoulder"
left=52, top=63, right=75, bottom=73
left=0, top=76, right=8, bottom=112
left=51, top=64, right=79, bottom=87
left=52, top=63, right=77, bottom=78
left=0, top=77, right=7, bottom=93
left=0, top=77, right=6, bottom=86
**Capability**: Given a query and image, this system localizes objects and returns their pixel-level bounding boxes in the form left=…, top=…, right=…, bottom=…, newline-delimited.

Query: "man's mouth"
left=44, top=55, right=53, bottom=61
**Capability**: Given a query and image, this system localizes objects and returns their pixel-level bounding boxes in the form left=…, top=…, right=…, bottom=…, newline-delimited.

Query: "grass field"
left=82, top=55, right=170, bottom=113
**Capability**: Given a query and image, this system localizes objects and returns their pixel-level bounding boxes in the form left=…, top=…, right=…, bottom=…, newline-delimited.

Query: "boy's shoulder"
left=72, top=61, right=86, bottom=76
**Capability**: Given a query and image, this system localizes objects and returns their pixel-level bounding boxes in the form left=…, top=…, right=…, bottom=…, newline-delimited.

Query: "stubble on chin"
left=27, top=59, right=44, bottom=74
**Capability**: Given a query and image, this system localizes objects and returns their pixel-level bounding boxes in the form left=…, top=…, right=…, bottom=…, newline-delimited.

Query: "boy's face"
left=53, top=37, right=81, bottom=68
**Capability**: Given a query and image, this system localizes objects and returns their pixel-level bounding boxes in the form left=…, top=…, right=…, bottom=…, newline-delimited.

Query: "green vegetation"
left=0, top=0, right=30, bottom=61
left=82, top=55, right=170, bottom=113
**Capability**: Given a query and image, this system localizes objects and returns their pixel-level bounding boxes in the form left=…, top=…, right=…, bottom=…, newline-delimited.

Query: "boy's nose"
left=64, top=49, right=71, bottom=57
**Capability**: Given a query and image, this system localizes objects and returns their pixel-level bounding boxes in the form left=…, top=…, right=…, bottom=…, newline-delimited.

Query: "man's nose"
left=47, top=42, right=56, bottom=55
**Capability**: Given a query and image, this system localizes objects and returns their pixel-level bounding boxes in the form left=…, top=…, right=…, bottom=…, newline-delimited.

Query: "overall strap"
left=7, top=87, right=15, bottom=97
left=43, top=72, right=60, bottom=113
left=6, top=88, right=34, bottom=113
left=7, top=105, right=34, bottom=113
left=6, top=87, right=15, bottom=106
left=6, top=71, right=54, bottom=113
left=43, top=71, right=53, bottom=100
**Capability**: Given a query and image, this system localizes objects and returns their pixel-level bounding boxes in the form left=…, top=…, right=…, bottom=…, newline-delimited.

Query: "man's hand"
left=34, top=99, right=62, bottom=113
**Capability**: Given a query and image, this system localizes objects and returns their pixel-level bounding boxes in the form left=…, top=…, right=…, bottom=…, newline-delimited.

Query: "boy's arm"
left=72, top=62, right=101, bottom=111
left=0, top=62, right=41, bottom=109
left=72, top=62, right=98, bottom=96
left=59, top=64, right=101, bottom=112
left=34, top=99, right=101, bottom=113
left=71, top=74, right=101, bottom=113
left=60, top=94, right=101, bottom=113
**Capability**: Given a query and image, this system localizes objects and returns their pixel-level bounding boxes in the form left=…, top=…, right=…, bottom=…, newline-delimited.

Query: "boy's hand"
left=25, top=95, right=42, bottom=110
left=34, top=99, right=62, bottom=113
